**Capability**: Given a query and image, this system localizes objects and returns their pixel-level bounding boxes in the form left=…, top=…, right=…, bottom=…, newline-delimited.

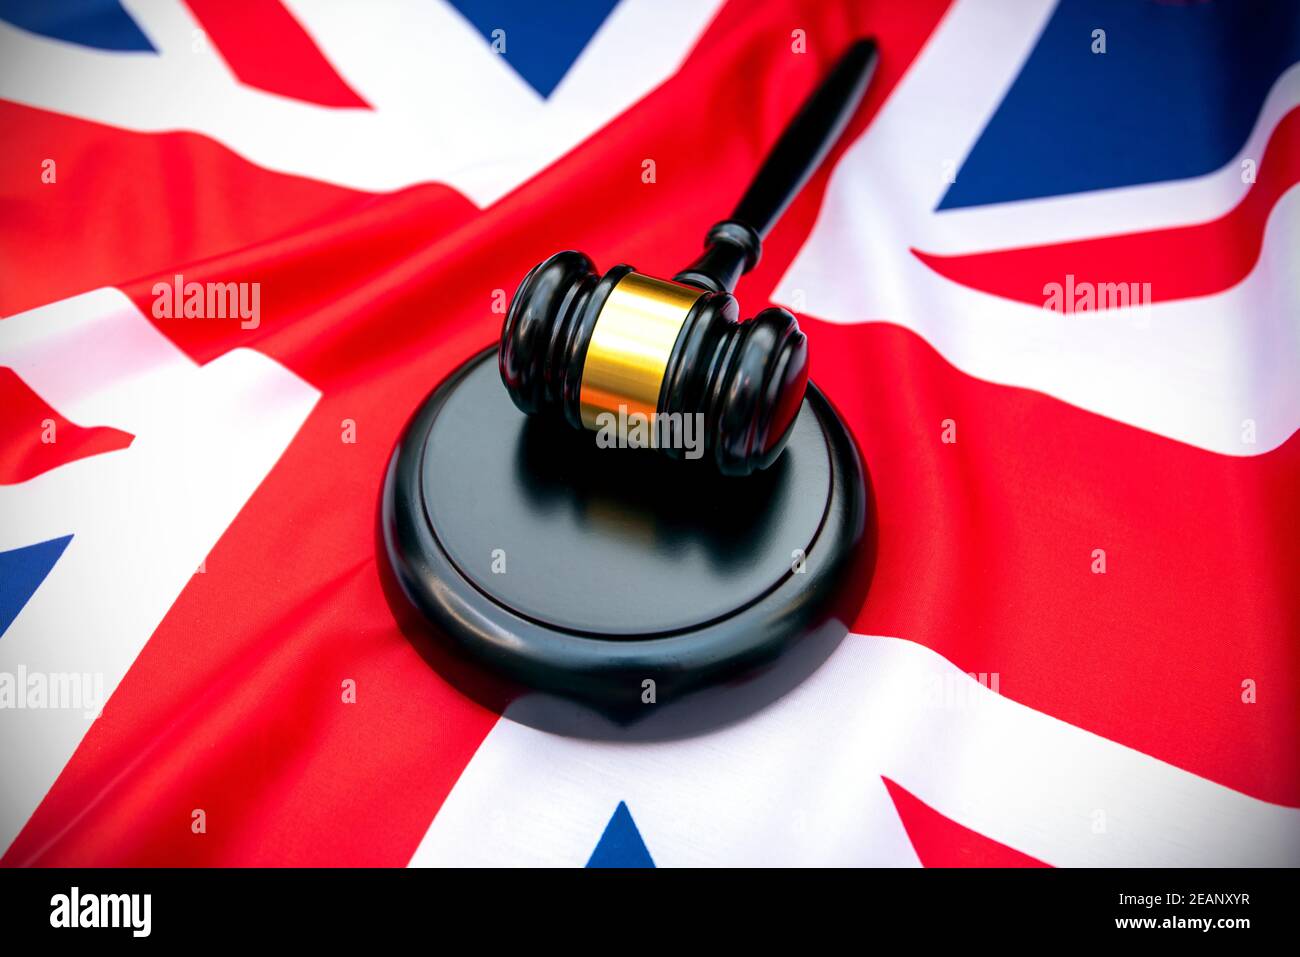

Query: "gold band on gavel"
left=578, top=272, right=703, bottom=431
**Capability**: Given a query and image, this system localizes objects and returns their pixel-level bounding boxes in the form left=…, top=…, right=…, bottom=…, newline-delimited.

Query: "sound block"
left=381, top=348, right=870, bottom=740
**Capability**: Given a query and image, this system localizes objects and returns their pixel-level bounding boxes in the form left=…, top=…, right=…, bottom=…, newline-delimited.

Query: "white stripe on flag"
left=0, top=0, right=724, bottom=204
left=410, top=634, right=1300, bottom=867
left=772, top=0, right=1300, bottom=457
left=0, top=289, right=319, bottom=856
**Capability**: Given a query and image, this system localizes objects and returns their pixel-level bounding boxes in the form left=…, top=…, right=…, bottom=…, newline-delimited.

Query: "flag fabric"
left=0, top=0, right=1297, bottom=867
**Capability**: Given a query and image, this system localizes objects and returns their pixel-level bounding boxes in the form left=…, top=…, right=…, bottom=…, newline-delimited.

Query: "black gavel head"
left=499, top=250, right=809, bottom=476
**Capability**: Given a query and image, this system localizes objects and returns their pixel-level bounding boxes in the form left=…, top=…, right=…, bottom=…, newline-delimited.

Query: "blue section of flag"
left=0, top=0, right=154, bottom=52
left=0, top=535, right=72, bottom=638
left=446, top=0, right=620, bottom=98
left=939, top=0, right=1300, bottom=210
left=586, top=801, right=655, bottom=868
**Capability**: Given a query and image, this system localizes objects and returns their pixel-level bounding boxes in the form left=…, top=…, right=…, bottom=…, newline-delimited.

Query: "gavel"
left=500, top=38, right=878, bottom=476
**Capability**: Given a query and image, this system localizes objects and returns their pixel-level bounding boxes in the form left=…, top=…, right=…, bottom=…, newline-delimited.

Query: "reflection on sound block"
left=514, top=414, right=789, bottom=568
left=380, top=349, right=872, bottom=740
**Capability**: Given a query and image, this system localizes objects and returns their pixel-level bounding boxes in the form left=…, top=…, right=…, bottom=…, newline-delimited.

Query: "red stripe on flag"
left=183, top=0, right=370, bottom=109
left=912, top=106, right=1300, bottom=308
left=0, top=367, right=134, bottom=484
left=883, top=777, right=1050, bottom=867
left=0, top=101, right=433, bottom=320
left=810, top=320, right=1300, bottom=807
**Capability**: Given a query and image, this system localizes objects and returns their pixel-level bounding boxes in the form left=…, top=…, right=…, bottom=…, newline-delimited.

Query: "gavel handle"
left=674, top=37, right=879, bottom=294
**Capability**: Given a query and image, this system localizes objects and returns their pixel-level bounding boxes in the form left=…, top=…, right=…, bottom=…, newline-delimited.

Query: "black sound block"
left=380, top=348, right=871, bottom=740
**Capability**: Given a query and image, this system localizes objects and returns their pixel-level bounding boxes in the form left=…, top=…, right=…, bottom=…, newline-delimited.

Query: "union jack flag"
left=0, top=0, right=1296, bottom=867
